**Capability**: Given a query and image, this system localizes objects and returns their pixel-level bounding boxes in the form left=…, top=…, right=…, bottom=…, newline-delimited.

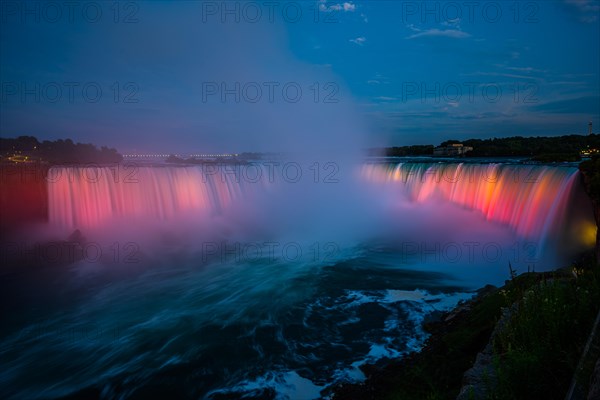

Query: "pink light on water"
left=360, top=163, right=579, bottom=241
left=48, top=163, right=583, bottom=249
left=48, top=166, right=264, bottom=228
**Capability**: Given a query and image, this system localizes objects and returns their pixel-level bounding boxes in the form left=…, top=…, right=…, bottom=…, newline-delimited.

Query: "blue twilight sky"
left=1, top=0, right=599, bottom=153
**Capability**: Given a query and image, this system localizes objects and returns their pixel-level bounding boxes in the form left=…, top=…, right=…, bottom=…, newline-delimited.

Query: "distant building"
left=433, top=143, right=473, bottom=157
left=581, top=147, right=599, bottom=157
left=589, top=121, right=593, bottom=136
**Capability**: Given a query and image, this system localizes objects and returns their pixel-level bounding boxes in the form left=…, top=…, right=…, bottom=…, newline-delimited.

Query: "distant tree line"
left=457, top=134, right=600, bottom=157
left=0, top=136, right=123, bottom=164
left=372, top=134, right=600, bottom=158
left=370, top=145, right=435, bottom=157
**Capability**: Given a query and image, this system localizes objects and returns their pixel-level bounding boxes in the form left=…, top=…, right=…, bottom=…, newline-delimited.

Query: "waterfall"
left=360, top=162, right=580, bottom=242
left=47, top=163, right=585, bottom=248
left=47, top=165, right=268, bottom=228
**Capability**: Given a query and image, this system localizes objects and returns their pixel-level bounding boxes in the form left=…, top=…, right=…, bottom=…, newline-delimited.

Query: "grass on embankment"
left=489, top=259, right=600, bottom=399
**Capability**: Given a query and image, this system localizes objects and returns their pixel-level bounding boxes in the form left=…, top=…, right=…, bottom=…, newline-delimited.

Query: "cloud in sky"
left=465, top=71, right=539, bottom=80
left=365, top=74, right=391, bottom=87
left=565, top=0, right=600, bottom=22
left=343, top=2, right=356, bottom=12
left=319, top=1, right=356, bottom=12
left=504, top=67, right=544, bottom=73
left=405, top=23, right=470, bottom=40
left=530, top=96, right=600, bottom=114
left=373, top=96, right=397, bottom=102
left=406, top=29, right=471, bottom=40
left=441, top=18, right=462, bottom=29
left=350, top=36, right=366, bottom=45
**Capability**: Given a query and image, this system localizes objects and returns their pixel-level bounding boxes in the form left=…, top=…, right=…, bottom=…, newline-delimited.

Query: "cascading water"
left=360, top=162, right=581, bottom=249
left=49, top=164, right=561, bottom=226
left=1, top=162, right=595, bottom=400
left=48, top=163, right=585, bottom=249
left=47, top=166, right=270, bottom=228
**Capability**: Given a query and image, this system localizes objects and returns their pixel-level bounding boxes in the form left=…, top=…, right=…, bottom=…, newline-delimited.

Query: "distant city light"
left=122, top=154, right=239, bottom=158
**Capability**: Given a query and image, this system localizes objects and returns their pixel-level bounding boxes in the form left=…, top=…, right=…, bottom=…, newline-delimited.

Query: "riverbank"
left=332, top=253, right=600, bottom=400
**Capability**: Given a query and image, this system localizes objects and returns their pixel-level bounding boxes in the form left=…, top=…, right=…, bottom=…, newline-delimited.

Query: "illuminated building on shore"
left=433, top=143, right=473, bottom=157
